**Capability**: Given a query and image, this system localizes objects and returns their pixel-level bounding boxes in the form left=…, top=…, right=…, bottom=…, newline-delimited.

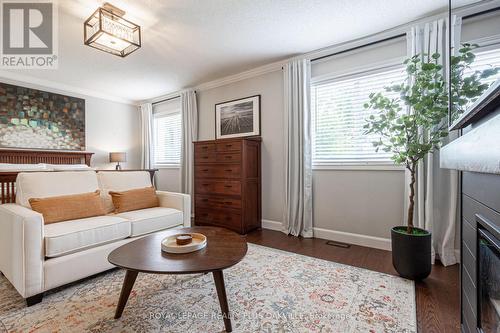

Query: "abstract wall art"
left=0, top=83, right=85, bottom=150
left=215, top=95, right=260, bottom=139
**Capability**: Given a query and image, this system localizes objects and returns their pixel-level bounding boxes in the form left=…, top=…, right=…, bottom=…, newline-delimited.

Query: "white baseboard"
left=313, top=227, right=391, bottom=251
left=261, top=219, right=283, bottom=231
left=261, top=219, right=391, bottom=251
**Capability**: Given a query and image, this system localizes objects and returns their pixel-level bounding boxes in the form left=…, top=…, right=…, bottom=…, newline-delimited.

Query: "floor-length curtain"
left=140, top=103, right=153, bottom=169
left=282, top=58, right=313, bottom=238
left=180, top=90, right=198, bottom=196
left=405, top=18, right=461, bottom=266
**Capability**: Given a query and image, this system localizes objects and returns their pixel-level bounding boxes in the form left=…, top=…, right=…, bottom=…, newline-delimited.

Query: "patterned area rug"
left=0, top=244, right=416, bottom=332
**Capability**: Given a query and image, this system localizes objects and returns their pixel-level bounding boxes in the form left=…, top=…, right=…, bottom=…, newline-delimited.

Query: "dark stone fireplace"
left=441, top=81, right=500, bottom=333
left=477, top=215, right=500, bottom=333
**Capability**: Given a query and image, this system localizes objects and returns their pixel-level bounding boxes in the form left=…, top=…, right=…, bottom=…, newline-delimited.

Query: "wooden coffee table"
left=108, top=226, right=247, bottom=332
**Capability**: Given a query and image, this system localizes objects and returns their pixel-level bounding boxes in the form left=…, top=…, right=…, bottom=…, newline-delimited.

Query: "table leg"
left=212, top=270, right=232, bottom=332
left=114, top=270, right=138, bottom=319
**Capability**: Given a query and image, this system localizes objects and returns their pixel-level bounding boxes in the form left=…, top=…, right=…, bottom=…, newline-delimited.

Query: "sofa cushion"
left=97, top=171, right=153, bottom=213
left=16, top=171, right=99, bottom=208
left=116, top=207, right=183, bottom=237
left=29, top=190, right=106, bottom=224
left=44, top=215, right=130, bottom=258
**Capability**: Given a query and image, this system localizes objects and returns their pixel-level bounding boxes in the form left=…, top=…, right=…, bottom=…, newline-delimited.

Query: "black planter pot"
left=391, top=226, right=432, bottom=280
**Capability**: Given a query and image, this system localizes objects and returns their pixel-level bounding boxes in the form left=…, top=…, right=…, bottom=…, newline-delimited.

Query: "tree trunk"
left=407, top=165, right=416, bottom=234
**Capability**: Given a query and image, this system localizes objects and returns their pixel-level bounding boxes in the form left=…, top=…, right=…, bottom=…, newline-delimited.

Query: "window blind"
left=311, top=66, right=406, bottom=165
left=466, top=47, right=500, bottom=86
left=153, top=110, right=182, bottom=166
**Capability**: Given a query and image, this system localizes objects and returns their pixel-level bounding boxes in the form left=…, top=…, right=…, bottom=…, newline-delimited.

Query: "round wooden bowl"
left=176, top=234, right=193, bottom=245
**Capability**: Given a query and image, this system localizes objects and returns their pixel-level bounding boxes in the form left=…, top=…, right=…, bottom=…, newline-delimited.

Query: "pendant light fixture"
left=84, top=3, right=141, bottom=57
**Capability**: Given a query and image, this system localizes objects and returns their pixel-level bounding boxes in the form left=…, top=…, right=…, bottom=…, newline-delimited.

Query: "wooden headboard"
left=0, top=149, right=93, bottom=165
left=0, top=149, right=94, bottom=204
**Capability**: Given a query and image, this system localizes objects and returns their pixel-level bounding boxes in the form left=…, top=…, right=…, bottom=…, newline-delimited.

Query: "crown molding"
left=0, top=71, right=138, bottom=105
left=146, top=59, right=285, bottom=102
left=194, top=60, right=285, bottom=92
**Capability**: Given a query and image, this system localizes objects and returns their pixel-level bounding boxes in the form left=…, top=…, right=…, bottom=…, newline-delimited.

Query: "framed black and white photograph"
left=215, top=95, right=260, bottom=139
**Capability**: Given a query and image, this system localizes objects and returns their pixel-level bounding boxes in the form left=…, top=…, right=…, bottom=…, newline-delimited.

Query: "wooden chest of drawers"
left=194, top=137, right=261, bottom=234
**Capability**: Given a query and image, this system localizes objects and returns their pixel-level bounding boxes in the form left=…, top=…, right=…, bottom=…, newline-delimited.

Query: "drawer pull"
left=224, top=169, right=232, bottom=172
left=224, top=156, right=232, bottom=159
left=226, top=144, right=232, bottom=148
left=202, top=169, right=209, bottom=172
left=202, top=156, right=209, bottom=159
left=202, top=184, right=210, bottom=186
left=202, top=146, right=208, bottom=150
left=202, top=199, right=209, bottom=202
left=224, top=185, right=233, bottom=188
left=225, top=201, right=232, bottom=205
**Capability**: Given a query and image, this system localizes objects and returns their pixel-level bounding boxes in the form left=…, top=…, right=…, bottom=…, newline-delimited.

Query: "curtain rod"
left=151, top=90, right=197, bottom=106
left=462, top=5, right=500, bottom=20
left=152, top=95, right=180, bottom=105
left=311, top=33, right=406, bottom=63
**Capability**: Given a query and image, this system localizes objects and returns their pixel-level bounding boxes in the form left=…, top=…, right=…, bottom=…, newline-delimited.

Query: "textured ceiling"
left=2, top=0, right=455, bottom=103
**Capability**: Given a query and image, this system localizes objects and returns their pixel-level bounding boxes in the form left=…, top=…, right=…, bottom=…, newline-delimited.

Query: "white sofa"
left=0, top=170, right=190, bottom=305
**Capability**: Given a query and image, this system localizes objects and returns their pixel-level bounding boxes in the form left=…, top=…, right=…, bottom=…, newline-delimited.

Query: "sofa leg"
left=26, top=293, right=43, bottom=307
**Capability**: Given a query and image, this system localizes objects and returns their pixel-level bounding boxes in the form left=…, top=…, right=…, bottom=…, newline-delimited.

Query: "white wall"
left=313, top=170, right=405, bottom=238
left=0, top=78, right=140, bottom=169
left=85, top=97, right=140, bottom=169
left=197, top=71, right=285, bottom=222
left=155, top=168, right=181, bottom=192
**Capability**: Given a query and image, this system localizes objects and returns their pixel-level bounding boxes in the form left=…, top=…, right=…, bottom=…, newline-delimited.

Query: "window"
left=311, top=65, right=406, bottom=166
left=466, top=47, right=500, bottom=86
left=153, top=109, right=182, bottom=167
left=455, top=46, right=500, bottom=119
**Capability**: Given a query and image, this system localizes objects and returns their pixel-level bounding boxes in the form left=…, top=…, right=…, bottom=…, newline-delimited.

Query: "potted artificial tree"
left=363, top=44, right=498, bottom=280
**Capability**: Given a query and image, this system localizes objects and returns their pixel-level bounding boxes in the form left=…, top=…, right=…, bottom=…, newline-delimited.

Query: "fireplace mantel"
left=441, top=80, right=500, bottom=175
left=440, top=113, right=500, bottom=174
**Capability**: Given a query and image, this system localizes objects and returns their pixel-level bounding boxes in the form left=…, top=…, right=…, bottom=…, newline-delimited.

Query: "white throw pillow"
left=0, top=163, right=50, bottom=171
left=47, top=164, right=94, bottom=171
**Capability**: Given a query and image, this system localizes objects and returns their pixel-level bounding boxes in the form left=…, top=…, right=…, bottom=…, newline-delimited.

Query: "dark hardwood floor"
left=245, top=229, right=460, bottom=333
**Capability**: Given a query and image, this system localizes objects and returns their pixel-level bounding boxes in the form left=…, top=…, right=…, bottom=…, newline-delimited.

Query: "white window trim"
left=311, top=61, right=406, bottom=170
left=152, top=108, right=182, bottom=168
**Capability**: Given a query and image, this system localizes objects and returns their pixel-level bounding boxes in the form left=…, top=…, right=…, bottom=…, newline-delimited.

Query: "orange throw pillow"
left=29, top=191, right=106, bottom=224
left=109, top=187, right=159, bottom=213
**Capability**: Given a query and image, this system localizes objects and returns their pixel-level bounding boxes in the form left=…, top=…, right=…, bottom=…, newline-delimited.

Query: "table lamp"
left=109, top=152, right=126, bottom=170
